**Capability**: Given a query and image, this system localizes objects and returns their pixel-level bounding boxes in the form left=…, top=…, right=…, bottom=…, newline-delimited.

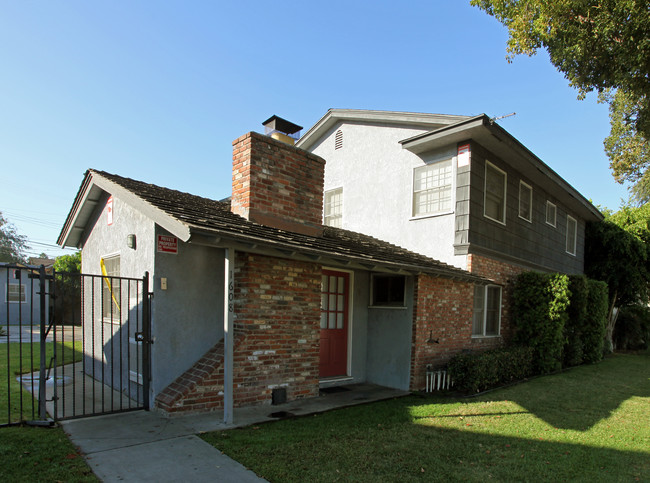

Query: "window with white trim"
left=102, top=256, right=121, bottom=320
left=412, top=159, right=453, bottom=217
left=519, top=181, right=532, bottom=222
left=566, top=215, right=577, bottom=255
left=324, top=188, right=343, bottom=227
left=484, top=161, right=506, bottom=224
left=472, top=285, right=502, bottom=337
left=546, top=201, right=557, bottom=227
left=6, top=283, right=26, bottom=303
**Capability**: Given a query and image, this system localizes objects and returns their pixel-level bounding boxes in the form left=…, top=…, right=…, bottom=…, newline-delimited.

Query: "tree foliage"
left=471, top=0, right=650, bottom=197
left=0, top=211, right=29, bottom=263
left=53, top=251, right=81, bottom=274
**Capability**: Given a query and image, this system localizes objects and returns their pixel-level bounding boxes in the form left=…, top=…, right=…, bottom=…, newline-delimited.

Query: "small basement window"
left=370, top=274, right=406, bottom=307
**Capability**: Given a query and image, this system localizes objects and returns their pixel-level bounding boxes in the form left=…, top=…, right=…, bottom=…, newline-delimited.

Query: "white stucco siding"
left=81, top=195, right=156, bottom=279
left=311, top=122, right=465, bottom=269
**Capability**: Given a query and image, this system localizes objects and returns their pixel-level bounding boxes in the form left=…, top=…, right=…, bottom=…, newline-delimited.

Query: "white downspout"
left=223, top=248, right=235, bottom=424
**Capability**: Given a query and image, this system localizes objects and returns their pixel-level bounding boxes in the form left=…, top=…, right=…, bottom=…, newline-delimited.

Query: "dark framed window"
left=371, top=275, right=405, bottom=307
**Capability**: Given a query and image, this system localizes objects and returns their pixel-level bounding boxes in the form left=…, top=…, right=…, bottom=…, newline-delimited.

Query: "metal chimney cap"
left=262, top=115, right=303, bottom=135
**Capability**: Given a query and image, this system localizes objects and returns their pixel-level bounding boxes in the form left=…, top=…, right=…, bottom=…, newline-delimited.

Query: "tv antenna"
left=489, top=112, right=516, bottom=124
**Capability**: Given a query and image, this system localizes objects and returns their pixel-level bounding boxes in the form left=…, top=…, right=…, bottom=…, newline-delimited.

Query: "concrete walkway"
left=61, top=383, right=408, bottom=482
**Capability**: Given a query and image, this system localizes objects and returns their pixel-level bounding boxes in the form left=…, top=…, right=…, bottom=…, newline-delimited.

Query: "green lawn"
left=201, top=353, right=650, bottom=482
left=1, top=341, right=83, bottom=425
left=0, top=341, right=96, bottom=481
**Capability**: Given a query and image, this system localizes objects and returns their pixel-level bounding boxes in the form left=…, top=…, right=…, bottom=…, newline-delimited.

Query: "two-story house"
left=296, top=109, right=603, bottom=343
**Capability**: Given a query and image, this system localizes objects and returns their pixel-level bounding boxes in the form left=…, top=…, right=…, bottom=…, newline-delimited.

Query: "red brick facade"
left=466, top=253, right=528, bottom=342
left=155, top=253, right=321, bottom=413
left=231, top=131, right=325, bottom=236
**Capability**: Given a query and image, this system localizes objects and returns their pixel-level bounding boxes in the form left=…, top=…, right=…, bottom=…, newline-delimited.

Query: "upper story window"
left=546, top=201, right=557, bottom=227
left=412, top=159, right=453, bottom=217
left=6, top=283, right=26, bottom=303
left=102, top=256, right=121, bottom=320
left=324, top=188, right=343, bottom=227
left=335, top=129, right=343, bottom=150
left=566, top=215, right=577, bottom=255
left=484, top=161, right=507, bottom=224
left=519, top=181, right=532, bottom=222
left=472, top=284, right=502, bottom=337
left=370, top=274, right=406, bottom=307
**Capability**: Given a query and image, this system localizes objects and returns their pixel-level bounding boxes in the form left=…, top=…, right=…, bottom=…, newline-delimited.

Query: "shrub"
left=513, top=272, right=570, bottom=374
left=614, top=305, right=650, bottom=350
left=447, top=346, right=534, bottom=393
left=564, top=275, right=588, bottom=367
left=583, top=279, right=608, bottom=363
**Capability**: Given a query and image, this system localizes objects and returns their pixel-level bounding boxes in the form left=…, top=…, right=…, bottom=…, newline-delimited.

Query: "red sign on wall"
left=107, top=196, right=114, bottom=225
left=157, top=235, right=178, bottom=254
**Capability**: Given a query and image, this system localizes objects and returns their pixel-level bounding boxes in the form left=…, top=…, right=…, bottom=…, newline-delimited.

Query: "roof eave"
left=400, top=116, right=603, bottom=222
left=57, top=170, right=192, bottom=249
left=296, top=109, right=471, bottom=151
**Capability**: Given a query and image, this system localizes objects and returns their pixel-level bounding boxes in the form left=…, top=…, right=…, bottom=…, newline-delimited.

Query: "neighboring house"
left=296, top=109, right=603, bottom=343
left=1, top=263, right=48, bottom=326
left=58, top=128, right=495, bottom=414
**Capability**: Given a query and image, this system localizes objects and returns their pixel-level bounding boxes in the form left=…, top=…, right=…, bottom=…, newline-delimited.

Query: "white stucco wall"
left=310, top=122, right=465, bottom=269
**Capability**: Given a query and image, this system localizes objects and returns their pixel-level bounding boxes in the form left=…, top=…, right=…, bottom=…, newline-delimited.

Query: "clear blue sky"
left=0, top=1, right=629, bottom=259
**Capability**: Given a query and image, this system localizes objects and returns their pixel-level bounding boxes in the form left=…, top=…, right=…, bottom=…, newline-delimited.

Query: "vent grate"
left=335, top=129, right=343, bottom=150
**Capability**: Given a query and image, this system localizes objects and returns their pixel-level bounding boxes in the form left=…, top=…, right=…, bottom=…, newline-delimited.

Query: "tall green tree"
left=471, top=0, right=650, bottom=200
left=585, top=203, right=650, bottom=351
left=0, top=211, right=29, bottom=263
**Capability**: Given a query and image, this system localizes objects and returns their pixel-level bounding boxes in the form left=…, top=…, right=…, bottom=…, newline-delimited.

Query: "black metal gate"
left=1, top=263, right=151, bottom=427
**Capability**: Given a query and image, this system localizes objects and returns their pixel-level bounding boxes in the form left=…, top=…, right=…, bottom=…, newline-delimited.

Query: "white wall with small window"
left=566, top=215, right=577, bottom=255
left=484, top=161, right=507, bottom=224
left=518, top=181, right=532, bottom=222
left=312, top=122, right=462, bottom=269
left=472, top=284, right=502, bottom=337
left=324, top=188, right=343, bottom=227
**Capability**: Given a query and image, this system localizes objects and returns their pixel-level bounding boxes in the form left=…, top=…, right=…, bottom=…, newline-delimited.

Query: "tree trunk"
left=605, top=290, right=618, bottom=353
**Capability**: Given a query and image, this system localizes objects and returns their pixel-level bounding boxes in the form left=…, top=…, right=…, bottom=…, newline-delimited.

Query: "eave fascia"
left=400, top=116, right=603, bottom=222
left=297, top=109, right=471, bottom=151
left=58, top=171, right=192, bottom=249
left=188, top=230, right=488, bottom=284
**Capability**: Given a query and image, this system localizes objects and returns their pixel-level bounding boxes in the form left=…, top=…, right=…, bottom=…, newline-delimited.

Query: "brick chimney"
left=231, top=131, right=325, bottom=237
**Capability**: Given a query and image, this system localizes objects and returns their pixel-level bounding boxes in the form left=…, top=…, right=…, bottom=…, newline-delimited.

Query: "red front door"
left=319, top=270, right=349, bottom=378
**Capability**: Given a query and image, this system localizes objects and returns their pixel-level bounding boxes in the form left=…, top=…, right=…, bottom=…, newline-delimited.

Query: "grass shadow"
left=473, top=353, right=650, bottom=431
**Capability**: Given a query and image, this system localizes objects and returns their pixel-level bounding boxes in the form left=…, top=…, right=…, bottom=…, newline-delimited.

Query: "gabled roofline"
left=296, top=109, right=471, bottom=151
left=400, top=114, right=603, bottom=222
left=57, top=170, right=192, bottom=248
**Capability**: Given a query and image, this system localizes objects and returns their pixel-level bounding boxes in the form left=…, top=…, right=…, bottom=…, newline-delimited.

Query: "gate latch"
left=135, top=332, right=144, bottom=342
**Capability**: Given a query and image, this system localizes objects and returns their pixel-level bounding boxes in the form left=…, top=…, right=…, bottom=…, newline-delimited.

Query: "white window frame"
left=472, top=284, right=502, bottom=337
left=101, top=255, right=121, bottom=322
left=546, top=201, right=557, bottom=227
left=411, top=159, right=454, bottom=218
left=324, top=188, right=343, bottom=227
left=6, top=283, right=26, bottom=303
left=566, top=215, right=577, bottom=256
left=484, top=161, right=507, bottom=225
left=518, top=181, right=533, bottom=223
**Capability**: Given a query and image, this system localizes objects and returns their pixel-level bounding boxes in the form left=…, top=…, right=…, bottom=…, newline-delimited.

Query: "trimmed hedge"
left=513, top=272, right=570, bottom=374
left=583, top=279, right=608, bottom=363
left=447, top=346, right=534, bottom=393
left=564, top=275, right=588, bottom=367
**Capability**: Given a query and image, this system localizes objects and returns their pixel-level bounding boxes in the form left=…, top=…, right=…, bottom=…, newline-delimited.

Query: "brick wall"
left=466, top=253, right=528, bottom=342
left=231, top=131, right=326, bottom=236
left=155, top=253, right=321, bottom=413
left=409, top=274, right=475, bottom=391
